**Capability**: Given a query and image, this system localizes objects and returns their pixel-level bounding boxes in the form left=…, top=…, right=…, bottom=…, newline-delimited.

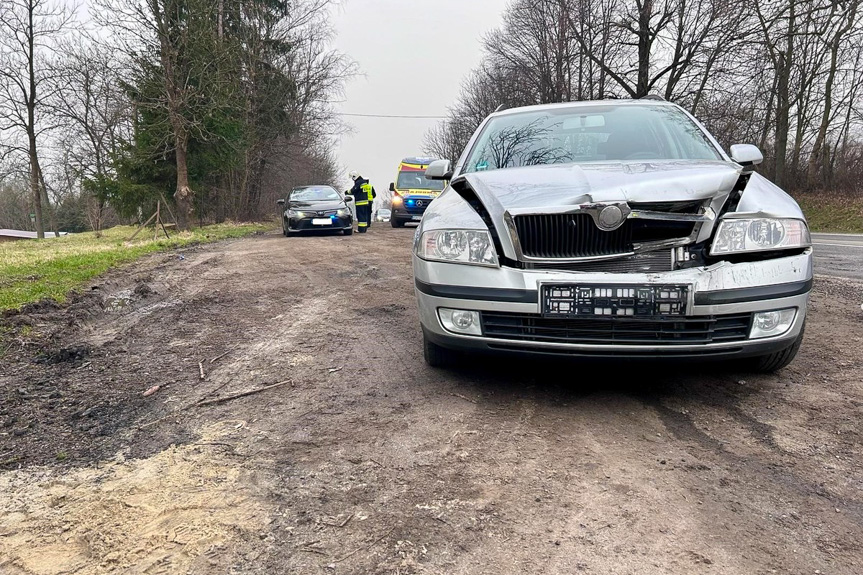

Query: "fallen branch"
left=195, top=380, right=292, bottom=408
left=452, top=393, right=477, bottom=404
left=209, top=348, right=235, bottom=364
left=139, top=380, right=292, bottom=428
left=199, top=361, right=205, bottom=380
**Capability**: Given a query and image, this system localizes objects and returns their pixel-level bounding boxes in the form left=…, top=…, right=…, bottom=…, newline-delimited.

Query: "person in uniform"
left=348, top=171, right=376, bottom=233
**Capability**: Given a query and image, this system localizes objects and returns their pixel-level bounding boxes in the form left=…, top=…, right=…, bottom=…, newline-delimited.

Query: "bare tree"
left=50, top=38, right=131, bottom=235
left=807, top=0, right=860, bottom=185
left=0, top=0, right=71, bottom=237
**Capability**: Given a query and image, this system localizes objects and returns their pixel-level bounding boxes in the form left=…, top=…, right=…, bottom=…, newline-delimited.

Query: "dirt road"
left=2, top=227, right=862, bottom=574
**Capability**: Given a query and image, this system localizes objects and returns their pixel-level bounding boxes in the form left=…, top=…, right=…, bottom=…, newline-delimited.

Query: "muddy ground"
left=1, top=226, right=862, bottom=575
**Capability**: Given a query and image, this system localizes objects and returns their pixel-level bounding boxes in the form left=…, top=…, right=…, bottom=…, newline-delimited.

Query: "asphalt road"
left=812, top=232, right=863, bottom=280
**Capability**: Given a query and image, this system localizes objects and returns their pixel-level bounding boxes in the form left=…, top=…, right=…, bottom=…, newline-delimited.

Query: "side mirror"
left=729, top=144, right=763, bottom=173
left=344, top=195, right=353, bottom=202
left=388, top=182, right=395, bottom=192
left=425, top=159, right=452, bottom=181
left=276, top=199, right=285, bottom=206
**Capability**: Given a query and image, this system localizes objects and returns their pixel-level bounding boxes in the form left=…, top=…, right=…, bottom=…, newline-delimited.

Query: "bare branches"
left=426, top=0, right=863, bottom=194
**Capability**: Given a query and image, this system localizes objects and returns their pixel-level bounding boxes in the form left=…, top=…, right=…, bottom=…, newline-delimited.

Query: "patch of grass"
left=796, top=193, right=863, bottom=234
left=0, top=222, right=274, bottom=312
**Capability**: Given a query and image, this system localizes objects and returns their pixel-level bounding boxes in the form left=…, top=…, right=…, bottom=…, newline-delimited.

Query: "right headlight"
left=287, top=209, right=306, bottom=218
left=417, top=229, right=499, bottom=267
left=710, top=218, right=810, bottom=256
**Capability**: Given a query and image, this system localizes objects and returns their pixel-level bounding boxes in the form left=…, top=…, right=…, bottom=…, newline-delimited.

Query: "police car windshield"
left=290, top=186, right=341, bottom=201
left=396, top=171, right=445, bottom=191
left=463, top=104, right=722, bottom=174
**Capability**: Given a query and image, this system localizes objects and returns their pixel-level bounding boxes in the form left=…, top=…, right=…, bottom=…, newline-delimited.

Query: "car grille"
left=525, top=249, right=673, bottom=273
left=481, top=312, right=751, bottom=345
left=629, top=200, right=705, bottom=214
left=513, top=213, right=695, bottom=259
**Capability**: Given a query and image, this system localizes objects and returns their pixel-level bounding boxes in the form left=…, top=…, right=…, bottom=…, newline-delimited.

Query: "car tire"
left=391, top=218, right=404, bottom=228
left=423, top=334, right=458, bottom=368
left=748, top=324, right=805, bottom=373
left=343, top=227, right=353, bottom=236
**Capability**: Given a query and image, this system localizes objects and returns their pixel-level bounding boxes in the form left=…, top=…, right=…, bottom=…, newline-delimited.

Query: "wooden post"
left=128, top=211, right=158, bottom=242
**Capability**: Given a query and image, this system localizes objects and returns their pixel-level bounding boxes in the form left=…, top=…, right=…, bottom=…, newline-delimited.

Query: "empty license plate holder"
left=541, top=284, right=690, bottom=318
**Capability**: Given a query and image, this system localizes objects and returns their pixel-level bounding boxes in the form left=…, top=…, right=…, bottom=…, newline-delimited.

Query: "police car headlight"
left=710, top=218, right=810, bottom=256
left=287, top=209, right=306, bottom=219
left=337, top=208, right=351, bottom=218
left=417, top=230, right=499, bottom=267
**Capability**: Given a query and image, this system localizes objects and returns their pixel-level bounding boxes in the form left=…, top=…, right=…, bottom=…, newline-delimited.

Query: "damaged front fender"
left=729, top=172, right=806, bottom=220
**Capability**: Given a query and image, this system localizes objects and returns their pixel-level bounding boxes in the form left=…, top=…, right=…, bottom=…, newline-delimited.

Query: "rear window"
left=463, top=104, right=722, bottom=174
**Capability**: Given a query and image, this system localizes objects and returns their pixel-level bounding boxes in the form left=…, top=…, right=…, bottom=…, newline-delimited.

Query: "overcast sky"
left=331, top=0, right=507, bottom=194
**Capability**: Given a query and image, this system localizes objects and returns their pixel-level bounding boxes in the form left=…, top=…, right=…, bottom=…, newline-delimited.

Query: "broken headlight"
left=710, top=218, right=810, bottom=256
left=417, top=230, right=499, bottom=267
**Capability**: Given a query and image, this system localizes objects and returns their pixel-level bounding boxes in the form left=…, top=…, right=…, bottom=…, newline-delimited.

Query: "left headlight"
left=337, top=208, right=351, bottom=217
left=417, top=230, right=499, bottom=267
left=710, top=218, right=810, bottom=256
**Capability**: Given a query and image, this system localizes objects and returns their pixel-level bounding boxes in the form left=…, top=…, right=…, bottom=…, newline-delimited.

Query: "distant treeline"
left=0, top=0, right=349, bottom=235
left=426, top=0, right=863, bottom=194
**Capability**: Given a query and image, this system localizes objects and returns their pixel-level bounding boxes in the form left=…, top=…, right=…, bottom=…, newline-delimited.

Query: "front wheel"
left=343, top=226, right=353, bottom=236
left=391, top=217, right=404, bottom=228
left=423, top=334, right=458, bottom=368
left=748, top=324, right=805, bottom=373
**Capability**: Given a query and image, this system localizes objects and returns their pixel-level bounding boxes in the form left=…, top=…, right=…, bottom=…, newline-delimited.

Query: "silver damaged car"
left=413, top=100, right=812, bottom=371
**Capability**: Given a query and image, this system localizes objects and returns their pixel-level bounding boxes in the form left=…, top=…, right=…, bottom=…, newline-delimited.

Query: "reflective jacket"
left=350, top=178, right=375, bottom=205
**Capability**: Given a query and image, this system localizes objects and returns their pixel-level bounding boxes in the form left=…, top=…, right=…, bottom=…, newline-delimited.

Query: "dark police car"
left=277, top=185, right=354, bottom=236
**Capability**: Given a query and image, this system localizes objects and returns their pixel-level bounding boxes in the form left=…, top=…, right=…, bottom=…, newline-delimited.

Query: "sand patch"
left=0, top=423, right=268, bottom=574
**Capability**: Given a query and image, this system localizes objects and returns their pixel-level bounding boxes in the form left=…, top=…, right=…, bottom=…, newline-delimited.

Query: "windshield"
left=290, top=186, right=341, bottom=201
left=463, top=104, right=722, bottom=174
left=396, top=170, right=446, bottom=191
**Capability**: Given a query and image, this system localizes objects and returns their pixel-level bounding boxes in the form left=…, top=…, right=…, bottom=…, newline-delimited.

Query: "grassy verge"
left=796, top=193, right=863, bottom=234
left=0, top=222, right=273, bottom=312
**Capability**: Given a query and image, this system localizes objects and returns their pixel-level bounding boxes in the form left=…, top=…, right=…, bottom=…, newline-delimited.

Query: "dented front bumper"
left=414, top=250, right=812, bottom=359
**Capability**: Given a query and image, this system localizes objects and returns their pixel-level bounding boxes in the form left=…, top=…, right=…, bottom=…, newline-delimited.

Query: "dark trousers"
left=357, top=203, right=371, bottom=232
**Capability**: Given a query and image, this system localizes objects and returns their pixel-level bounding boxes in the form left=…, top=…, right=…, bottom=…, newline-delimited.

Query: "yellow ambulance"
left=388, top=157, right=445, bottom=227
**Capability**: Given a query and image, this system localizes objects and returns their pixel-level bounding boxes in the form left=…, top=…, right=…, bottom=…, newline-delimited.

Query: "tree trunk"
left=773, top=3, right=795, bottom=190
left=636, top=0, right=652, bottom=97
left=173, top=128, right=194, bottom=231
left=37, top=163, right=57, bottom=235
left=28, top=134, right=44, bottom=238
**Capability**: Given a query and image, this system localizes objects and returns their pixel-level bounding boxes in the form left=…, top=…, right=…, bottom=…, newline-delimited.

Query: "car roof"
left=490, top=99, right=678, bottom=119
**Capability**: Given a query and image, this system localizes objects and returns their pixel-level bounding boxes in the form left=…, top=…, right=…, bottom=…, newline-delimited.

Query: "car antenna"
left=494, top=104, right=508, bottom=113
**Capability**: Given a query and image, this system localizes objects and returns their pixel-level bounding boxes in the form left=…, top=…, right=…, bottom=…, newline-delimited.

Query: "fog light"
left=439, top=308, right=482, bottom=336
left=750, top=308, right=796, bottom=339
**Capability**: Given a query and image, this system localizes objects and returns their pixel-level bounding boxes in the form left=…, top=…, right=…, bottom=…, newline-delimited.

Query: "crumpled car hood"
left=438, top=160, right=742, bottom=261
left=459, top=161, right=741, bottom=218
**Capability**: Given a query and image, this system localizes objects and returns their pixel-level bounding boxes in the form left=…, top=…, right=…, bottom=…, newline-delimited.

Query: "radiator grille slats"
left=526, top=250, right=673, bottom=273
left=514, top=214, right=632, bottom=259
left=481, top=312, right=752, bottom=346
